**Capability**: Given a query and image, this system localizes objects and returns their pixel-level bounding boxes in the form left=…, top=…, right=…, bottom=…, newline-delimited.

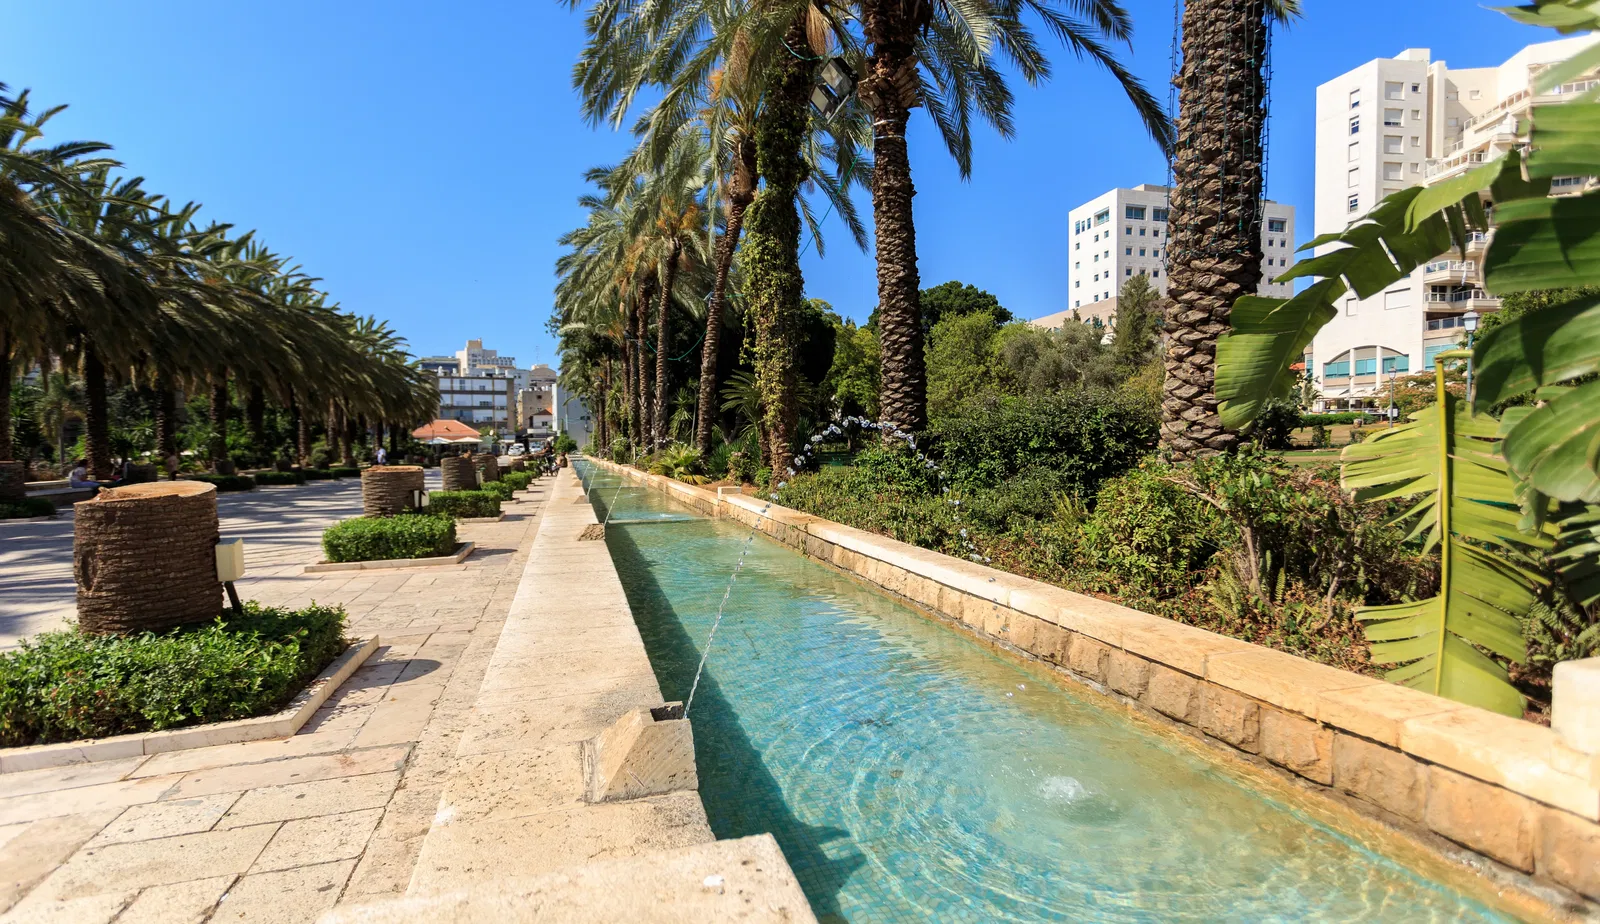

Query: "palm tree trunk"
left=0, top=327, right=12, bottom=461
left=297, top=398, right=312, bottom=466
left=742, top=19, right=810, bottom=476
left=860, top=10, right=927, bottom=439
left=287, top=390, right=302, bottom=464
left=344, top=416, right=359, bottom=466
left=83, top=349, right=113, bottom=480
left=652, top=243, right=682, bottom=447
left=245, top=383, right=267, bottom=453
left=636, top=278, right=655, bottom=447
left=1161, top=0, right=1266, bottom=461
left=210, top=369, right=232, bottom=474
left=155, top=373, right=178, bottom=460
left=623, top=304, right=641, bottom=445
left=696, top=139, right=758, bottom=455
left=599, top=356, right=613, bottom=449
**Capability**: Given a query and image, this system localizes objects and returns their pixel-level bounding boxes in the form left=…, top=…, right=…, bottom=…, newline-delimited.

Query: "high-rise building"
left=425, top=339, right=545, bottom=437
left=1054, top=184, right=1295, bottom=330
left=1308, top=37, right=1600, bottom=408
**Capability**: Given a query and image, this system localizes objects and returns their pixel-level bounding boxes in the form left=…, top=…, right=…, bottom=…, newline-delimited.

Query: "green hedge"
left=329, top=466, right=361, bottom=478
left=931, top=390, right=1158, bottom=493
left=0, top=497, right=56, bottom=519
left=478, top=480, right=516, bottom=500
left=1299, top=412, right=1370, bottom=426
left=184, top=474, right=257, bottom=492
left=302, top=468, right=335, bottom=480
left=322, top=514, right=456, bottom=563
left=0, top=603, right=347, bottom=747
left=427, top=490, right=501, bottom=519
left=253, top=471, right=304, bottom=486
left=501, top=471, right=533, bottom=491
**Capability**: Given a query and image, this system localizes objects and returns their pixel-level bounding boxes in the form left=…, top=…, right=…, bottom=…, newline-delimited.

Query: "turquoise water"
left=578, top=464, right=1518, bottom=923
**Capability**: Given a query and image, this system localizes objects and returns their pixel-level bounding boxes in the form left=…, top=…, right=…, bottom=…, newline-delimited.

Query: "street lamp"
left=1462, top=310, right=1480, bottom=406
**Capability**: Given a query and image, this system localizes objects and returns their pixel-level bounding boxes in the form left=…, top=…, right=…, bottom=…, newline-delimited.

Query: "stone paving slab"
left=0, top=476, right=555, bottom=922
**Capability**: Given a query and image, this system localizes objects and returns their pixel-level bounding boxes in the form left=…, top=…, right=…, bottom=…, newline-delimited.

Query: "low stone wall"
left=591, top=460, right=1600, bottom=910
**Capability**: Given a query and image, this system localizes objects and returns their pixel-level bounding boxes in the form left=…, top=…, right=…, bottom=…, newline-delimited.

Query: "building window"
left=1552, top=175, right=1587, bottom=188
left=1382, top=110, right=1403, bottom=129
left=1093, top=273, right=1099, bottom=281
left=1348, top=167, right=1360, bottom=187
left=1447, top=117, right=1459, bottom=128
left=1324, top=361, right=1351, bottom=378
left=1469, top=89, right=1482, bottom=100
left=1074, top=300, right=1079, bottom=307
left=1411, top=83, right=1421, bottom=93
left=1383, top=355, right=1411, bottom=373
left=1349, top=89, right=1360, bottom=109
left=1094, top=209, right=1109, bottom=225
left=1411, top=109, right=1421, bottom=120
left=1093, top=294, right=1099, bottom=302
left=1138, top=227, right=1146, bottom=236
left=1125, top=247, right=1132, bottom=255
left=1074, top=280, right=1079, bottom=288
left=1384, top=135, right=1403, bottom=154
left=1383, top=162, right=1403, bottom=181
left=1410, top=162, right=1421, bottom=174
left=1138, top=248, right=1146, bottom=256
left=1411, top=136, right=1420, bottom=148
left=1354, top=358, right=1379, bottom=375
left=1125, top=268, right=1132, bottom=276
left=1151, top=208, right=1169, bottom=221
left=1385, top=81, right=1404, bottom=100
left=1074, top=242, right=1079, bottom=250
left=1152, top=269, right=1159, bottom=278
left=1125, top=226, right=1132, bottom=235
left=1153, top=229, right=1161, bottom=238
left=1125, top=206, right=1146, bottom=219
left=1424, top=344, right=1451, bottom=370
left=1267, top=218, right=1286, bottom=232
left=1348, top=142, right=1360, bottom=162
left=1348, top=195, right=1359, bottom=212
left=1350, top=116, right=1360, bottom=135
left=1092, top=253, right=1098, bottom=262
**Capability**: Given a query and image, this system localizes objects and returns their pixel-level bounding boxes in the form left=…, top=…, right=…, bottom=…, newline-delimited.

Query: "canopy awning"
left=411, top=419, right=483, bottom=442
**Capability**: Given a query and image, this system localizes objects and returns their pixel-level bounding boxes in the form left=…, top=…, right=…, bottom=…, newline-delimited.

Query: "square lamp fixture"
left=809, top=57, right=857, bottom=122
left=1461, top=310, right=1479, bottom=333
left=216, top=537, right=246, bottom=582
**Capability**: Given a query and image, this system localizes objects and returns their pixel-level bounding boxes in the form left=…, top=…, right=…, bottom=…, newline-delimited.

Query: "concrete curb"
left=304, top=542, right=476, bottom=574
left=0, top=635, right=379, bottom=773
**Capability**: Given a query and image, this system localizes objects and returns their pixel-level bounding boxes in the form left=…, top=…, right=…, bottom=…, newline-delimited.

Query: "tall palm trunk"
left=696, top=137, right=758, bottom=454
left=652, top=242, right=682, bottom=447
left=343, top=416, right=359, bottom=467
left=209, top=369, right=232, bottom=474
left=742, top=19, right=810, bottom=476
left=636, top=278, right=655, bottom=445
left=1161, top=0, right=1266, bottom=460
left=155, top=373, right=178, bottom=459
left=297, top=397, right=312, bottom=467
left=624, top=303, right=641, bottom=444
left=82, top=348, right=113, bottom=480
left=287, top=390, right=302, bottom=465
left=861, top=3, right=929, bottom=439
left=245, top=383, right=267, bottom=453
left=327, top=398, right=342, bottom=467
left=0, top=327, right=12, bottom=461
left=389, top=422, right=401, bottom=457
left=599, top=356, right=613, bottom=449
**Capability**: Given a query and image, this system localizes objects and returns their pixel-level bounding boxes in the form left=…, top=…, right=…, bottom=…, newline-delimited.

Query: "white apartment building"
left=516, top=364, right=559, bottom=439
left=1063, top=184, right=1296, bottom=327
left=1308, top=37, right=1600, bottom=407
left=424, top=339, right=548, bottom=437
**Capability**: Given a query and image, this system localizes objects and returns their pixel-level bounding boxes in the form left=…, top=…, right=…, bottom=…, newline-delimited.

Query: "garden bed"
left=303, top=540, right=475, bottom=573
left=0, top=603, right=358, bottom=758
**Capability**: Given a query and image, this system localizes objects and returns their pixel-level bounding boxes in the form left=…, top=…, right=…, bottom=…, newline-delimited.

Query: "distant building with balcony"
left=434, top=370, right=515, bottom=438
left=1309, top=37, right=1600, bottom=408
left=516, top=364, right=559, bottom=441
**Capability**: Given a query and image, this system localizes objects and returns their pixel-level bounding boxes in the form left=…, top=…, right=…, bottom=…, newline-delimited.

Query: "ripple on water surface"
left=580, top=466, right=1522, bottom=923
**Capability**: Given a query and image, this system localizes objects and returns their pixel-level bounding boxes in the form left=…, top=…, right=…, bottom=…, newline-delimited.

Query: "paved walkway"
left=0, top=476, right=551, bottom=923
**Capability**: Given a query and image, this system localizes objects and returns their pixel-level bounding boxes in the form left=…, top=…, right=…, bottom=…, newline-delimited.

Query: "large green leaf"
left=1473, top=294, right=1600, bottom=407
left=1340, top=359, right=1536, bottom=716
left=1522, top=103, right=1600, bottom=179
left=1502, top=379, right=1600, bottom=503
left=1215, top=282, right=1341, bottom=428
left=1552, top=505, right=1600, bottom=607
left=1483, top=192, right=1600, bottom=293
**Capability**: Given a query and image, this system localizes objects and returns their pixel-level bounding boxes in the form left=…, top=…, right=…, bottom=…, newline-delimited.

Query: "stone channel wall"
left=591, top=459, right=1600, bottom=910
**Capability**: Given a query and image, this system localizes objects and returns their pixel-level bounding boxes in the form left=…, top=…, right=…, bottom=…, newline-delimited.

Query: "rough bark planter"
left=474, top=453, right=501, bottom=484
left=303, top=541, right=476, bottom=574
left=362, top=465, right=425, bottom=516
left=75, top=481, right=221, bottom=635
left=0, top=636, right=378, bottom=773
left=441, top=456, right=478, bottom=491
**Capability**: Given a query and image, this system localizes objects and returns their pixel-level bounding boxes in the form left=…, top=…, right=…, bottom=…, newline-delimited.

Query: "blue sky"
left=9, top=2, right=1552, bottom=369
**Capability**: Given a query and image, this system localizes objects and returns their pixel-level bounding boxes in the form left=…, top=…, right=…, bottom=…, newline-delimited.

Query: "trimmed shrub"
left=930, top=390, right=1158, bottom=493
left=1076, top=465, right=1231, bottom=598
left=184, top=474, right=256, bottom=492
left=321, top=513, right=456, bottom=563
left=301, top=468, right=335, bottom=481
left=253, top=471, right=304, bottom=486
left=1300, top=412, right=1369, bottom=426
left=0, top=497, right=56, bottom=519
left=329, top=466, right=361, bottom=478
left=426, top=490, right=501, bottom=519
left=0, top=602, right=347, bottom=746
left=478, top=480, right=516, bottom=501
left=501, top=471, right=533, bottom=491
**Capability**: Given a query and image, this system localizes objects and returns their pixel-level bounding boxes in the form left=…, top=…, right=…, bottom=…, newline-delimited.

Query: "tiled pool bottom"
left=581, top=468, right=1521, bottom=923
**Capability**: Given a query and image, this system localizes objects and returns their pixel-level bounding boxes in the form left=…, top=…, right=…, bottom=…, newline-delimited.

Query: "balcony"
left=1426, top=150, right=1488, bottom=180
left=1423, top=259, right=1477, bottom=283
left=1425, top=288, right=1501, bottom=313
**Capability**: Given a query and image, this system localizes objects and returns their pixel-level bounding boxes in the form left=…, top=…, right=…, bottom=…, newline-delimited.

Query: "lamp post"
left=1462, top=310, right=1480, bottom=406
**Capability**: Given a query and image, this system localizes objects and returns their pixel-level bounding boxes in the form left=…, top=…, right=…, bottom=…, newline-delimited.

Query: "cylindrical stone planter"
left=0, top=461, right=26, bottom=502
left=75, top=481, right=221, bottom=635
left=362, top=465, right=424, bottom=516
left=441, top=455, right=478, bottom=491
left=474, top=453, right=501, bottom=483
left=509, top=458, right=526, bottom=473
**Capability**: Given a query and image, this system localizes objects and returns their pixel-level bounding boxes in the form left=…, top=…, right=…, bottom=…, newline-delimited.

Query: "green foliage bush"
left=649, top=443, right=708, bottom=484
left=329, top=466, right=361, bottom=478
left=301, top=468, right=335, bottom=480
left=322, top=514, right=456, bottom=563
left=1077, top=464, right=1230, bottom=598
left=184, top=474, right=257, bottom=492
left=930, top=390, right=1157, bottom=493
left=252, top=471, right=304, bottom=486
left=501, top=471, right=533, bottom=491
left=0, top=602, right=347, bottom=746
left=0, top=497, right=56, bottom=519
left=478, top=480, right=516, bottom=500
left=1300, top=412, right=1368, bottom=426
left=553, top=434, right=578, bottom=454
left=427, top=490, right=501, bottom=519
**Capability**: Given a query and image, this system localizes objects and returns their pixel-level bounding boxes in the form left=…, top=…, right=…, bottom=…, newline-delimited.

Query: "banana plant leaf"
left=1340, top=355, right=1539, bottom=716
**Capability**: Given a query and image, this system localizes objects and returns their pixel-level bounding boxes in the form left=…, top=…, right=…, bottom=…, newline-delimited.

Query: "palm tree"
left=35, top=370, right=83, bottom=465
left=1160, top=0, right=1299, bottom=460
left=857, top=0, right=1170, bottom=438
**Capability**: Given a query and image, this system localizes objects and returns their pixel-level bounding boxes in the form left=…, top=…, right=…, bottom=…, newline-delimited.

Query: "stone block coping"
left=0, top=635, right=378, bottom=774
left=304, top=542, right=476, bottom=574
left=591, top=459, right=1600, bottom=909
left=327, top=834, right=816, bottom=923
